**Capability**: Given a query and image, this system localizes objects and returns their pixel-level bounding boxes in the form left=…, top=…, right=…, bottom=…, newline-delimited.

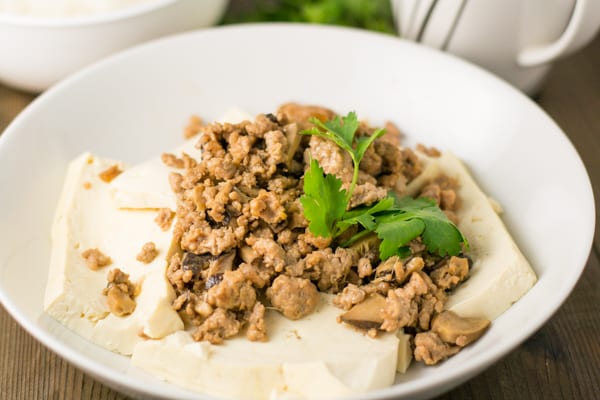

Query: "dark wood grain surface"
left=1, top=18, right=599, bottom=400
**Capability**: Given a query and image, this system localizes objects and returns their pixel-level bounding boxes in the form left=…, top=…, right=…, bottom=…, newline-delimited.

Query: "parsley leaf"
left=299, top=111, right=468, bottom=261
left=302, top=112, right=385, bottom=203
left=336, top=196, right=394, bottom=233
left=354, top=129, right=385, bottom=165
left=375, top=197, right=469, bottom=258
left=376, top=218, right=425, bottom=260
left=305, top=111, right=360, bottom=153
left=300, top=159, right=347, bottom=237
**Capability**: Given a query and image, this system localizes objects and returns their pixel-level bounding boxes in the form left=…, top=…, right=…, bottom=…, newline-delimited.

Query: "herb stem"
left=340, top=227, right=371, bottom=247
left=346, top=156, right=360, bottom=206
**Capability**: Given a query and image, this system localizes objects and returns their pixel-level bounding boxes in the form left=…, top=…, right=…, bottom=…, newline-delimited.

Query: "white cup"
left=392, top=0, right=600, bottom=94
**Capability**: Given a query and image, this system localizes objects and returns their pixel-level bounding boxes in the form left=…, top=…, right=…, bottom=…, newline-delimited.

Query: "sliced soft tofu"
left=109, top=140, right=199, bottom=210
left=132, top=294, right=404, bottom=400
left=45, top=153, right=183, bottom=355
left=409, top=151, right=537, bottom=321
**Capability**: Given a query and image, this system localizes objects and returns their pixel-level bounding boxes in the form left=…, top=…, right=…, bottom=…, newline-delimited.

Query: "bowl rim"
left=0, top=22, right=595, bottom=400
left=0, top=0, right=178, bottom=27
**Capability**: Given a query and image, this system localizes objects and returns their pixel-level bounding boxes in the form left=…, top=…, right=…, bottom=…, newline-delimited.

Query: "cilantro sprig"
left=345, top=196, right=468, bottom=259
left=302, top=112, right=384, bottom=203
left=300, top=111, right=468, bottom=260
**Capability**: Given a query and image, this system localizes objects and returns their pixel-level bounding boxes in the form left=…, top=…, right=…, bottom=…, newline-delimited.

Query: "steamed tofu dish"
left=45, top=103, right=537, bottom=399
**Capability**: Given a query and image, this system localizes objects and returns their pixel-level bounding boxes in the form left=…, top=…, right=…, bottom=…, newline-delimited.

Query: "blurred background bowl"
left=0, top=0, right=228, bottom=92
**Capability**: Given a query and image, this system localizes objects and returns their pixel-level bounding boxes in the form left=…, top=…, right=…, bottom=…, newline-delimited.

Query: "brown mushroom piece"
left=205, top=251, right=236, bottom=289
left=283, top=123, right=301, bottom=166
left=277, top=103, right=336, bottom=129
left=340, top=293, right=387, bottom=330
left=181, top=252, right=212, bottom=280
left=431, top=310, right=490, bottom=347
left=349, top=233, right=380, bottom=258
left=207, top=251, right=236, bottom=276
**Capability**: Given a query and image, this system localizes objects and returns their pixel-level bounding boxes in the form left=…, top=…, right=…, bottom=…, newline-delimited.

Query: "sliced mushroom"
left=277, top=103, right=336, bottom=129
left=284, top=123, right=301, bottom=167
left=205, top=273, right=224, bottom=290
left=404, top=257, right=425, bottom=278
left=340, top=293, right=386, bottom=330
left=181, top=252, right=213, bottom=279
left=431, top=311, right=490, bottom=347
left=349, top=233, right=380, bottom=259
left=207, top=250, right=236, bottom=277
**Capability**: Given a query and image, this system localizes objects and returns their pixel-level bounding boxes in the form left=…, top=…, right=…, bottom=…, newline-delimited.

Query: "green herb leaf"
left=303, top=112, right=359, bottom=155
left=374, top=197, right=469, bottom=258
left=354, top=128, right=385, bottom=162
left=336, top=196, right=394, bottom=233
left=376, top=218, right=425, bottom=260
left=302, top=111, right=383, bottom=205
left=299, top=111, right=467, bottom=261
left=300, top=159, right=348, bottom=237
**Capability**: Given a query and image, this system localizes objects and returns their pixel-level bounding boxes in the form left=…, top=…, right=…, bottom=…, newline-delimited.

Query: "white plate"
left=0, top=24, right=595, bottom=400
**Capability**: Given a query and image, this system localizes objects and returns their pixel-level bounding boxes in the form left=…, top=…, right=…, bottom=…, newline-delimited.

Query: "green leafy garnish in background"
left=223, top=0, right=396, bottom=34
left=300, top=112, right=468, bottom=260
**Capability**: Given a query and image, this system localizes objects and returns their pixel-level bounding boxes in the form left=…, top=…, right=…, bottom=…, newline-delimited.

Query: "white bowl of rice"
left=0, top=0, right=228, bottom=92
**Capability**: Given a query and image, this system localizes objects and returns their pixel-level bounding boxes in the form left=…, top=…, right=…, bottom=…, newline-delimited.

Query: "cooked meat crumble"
left=81, top=248, right=112, bottom=270
left=155, top=208, right=175, bottom=231
left=103, top=268, right=137, bottom=317
left=161, top=153, right=185, bottom=169
left=183, top=114, right=203, bottom=139
left=136, top=242, right=159, bottom=264
left=164, top=103, right=485, bottom=364
left=98, top=164, right=122, bottom=183
left=267, top=275, right=319, bottom=320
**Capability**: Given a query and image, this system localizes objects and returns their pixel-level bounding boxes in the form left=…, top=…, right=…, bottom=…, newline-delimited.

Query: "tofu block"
left=409, top=151, right=537, bottom=320
left=45, top=153, right=183, bottom=355
left=132, top=295, right=403, bottom=400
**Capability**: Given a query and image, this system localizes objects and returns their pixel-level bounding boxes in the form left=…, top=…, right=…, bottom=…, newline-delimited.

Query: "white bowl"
left=0, top=0, right=228, bottom=92
left=0, top=24, right=595, bottom=400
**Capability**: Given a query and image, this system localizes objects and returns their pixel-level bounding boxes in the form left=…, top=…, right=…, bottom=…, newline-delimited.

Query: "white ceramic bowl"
left=0, top=0, right=228, bottom=92
left=0, top=24, right=595, bottom=400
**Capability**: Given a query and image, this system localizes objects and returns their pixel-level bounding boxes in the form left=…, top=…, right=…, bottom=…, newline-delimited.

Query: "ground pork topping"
left=98, top=164, right=122, bottom=183
left=246, top=301, right=268, bottom=342
left=154, top=208, right=175, bottom=231
left=416, top=143, right=442, bottom=157
left=207, top=269, right=256, bottom=311
left=192, top=308, right=241, bottom=345
left=161, top=153, right=185, bottom=169
left=103, top=268, right=136, bottom=317
left=81, top=248, right=112, bottom=270
left=430, top=256, right=469, bottom=290
left=332, top=284, right=366, bottom=310
left=267, top=275, right=319, bottom=320
left=136, top=242, right=159, bottom=264
left=183, top=114, right=203, bottom=139
left=164, top=103, right=481, bottom=365
left=414, top=331, right=460, bottom=365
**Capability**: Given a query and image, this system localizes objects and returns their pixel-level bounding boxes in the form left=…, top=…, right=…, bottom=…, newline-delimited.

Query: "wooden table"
left=1, top=31, right=599, bottom=400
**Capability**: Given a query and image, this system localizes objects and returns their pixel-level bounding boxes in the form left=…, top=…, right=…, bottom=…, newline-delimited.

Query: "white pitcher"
left=392, top=0, right=600, bottom=94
